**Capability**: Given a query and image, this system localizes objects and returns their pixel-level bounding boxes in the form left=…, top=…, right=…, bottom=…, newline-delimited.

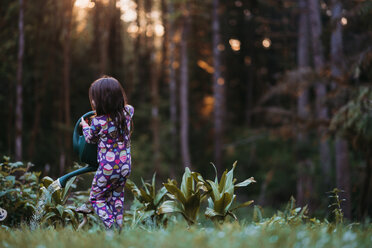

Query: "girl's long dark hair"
left=89, top=76, right=132, bottom=142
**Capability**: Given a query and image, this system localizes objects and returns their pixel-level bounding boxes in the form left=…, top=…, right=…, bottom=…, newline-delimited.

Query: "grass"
left=1, top=222, right=371, bottom=248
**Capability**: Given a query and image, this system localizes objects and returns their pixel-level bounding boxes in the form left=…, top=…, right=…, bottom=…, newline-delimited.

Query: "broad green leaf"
left=158, top=200, right=183, bottom=214
left=151, top=172, right=156, bottom=198
left=222, top=163, right=236, bottom=195
left=207, top=197, right=214, bottom=208
left=56, top=205, right=64, bottom=217
left=154, top=186, right=167, bottom=206
left=166, top=193, right=177, bottom=200
left=141, top=178, right=150, bottom=195
left=62, top=176, right=76, bottom=204
left=230, top=200, right=254, bottom=211
left=42, top=212, right=56, bottom=222
left=235, top=177, right=256, bottom=188
left=191, top=172, right=206, bottom=184
left=62, top=209, right=75, bottom=219
left=196, top=181, right=208, bottom=192
left=164, top=183, right=187, bottom=204
left=205, top=207, right=222, bottom=218
left=218, top=169, right=228, bottom=192
left=214, top=192, right=234, bottom=214
left=126, top=180, right=141, bottom=198
left=185, top=176, right=194, bottom=199
left=139, top=188, right=152, bottom=202
left=206, top=180, right=220, bottom=201
left=180, top=167, right=192, bottom=198
left=5, top=176, right=15, bottom=186
left=184, top=193, right=201, bottom=223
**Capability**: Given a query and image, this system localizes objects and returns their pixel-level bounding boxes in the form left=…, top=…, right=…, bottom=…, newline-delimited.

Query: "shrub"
left=0, top=156, right=39, bottom=227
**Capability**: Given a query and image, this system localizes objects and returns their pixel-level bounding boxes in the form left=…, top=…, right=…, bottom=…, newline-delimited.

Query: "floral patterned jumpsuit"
left=82, top=105, right=134, bottom=228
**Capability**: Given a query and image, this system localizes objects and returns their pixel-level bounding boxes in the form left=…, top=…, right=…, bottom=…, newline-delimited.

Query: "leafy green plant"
left=193, top=161, right=255, bottom=224
left=125, top=173, right=168, bottom=226
left=330, top=86, right=372, bottom=145
left=123, top=199, right=159, bottom=229
left=36, top=176, right=80, bottom=229
left=0, top=156, right=39, bottom=226
left=328, top=188, right=345, bottom=225
left=256, top=197, right=310, bottom=227
left=158, top=167, right=208, bottom=226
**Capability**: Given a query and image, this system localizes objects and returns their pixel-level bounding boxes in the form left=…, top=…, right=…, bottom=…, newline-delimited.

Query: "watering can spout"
left=57, top=164, right=97, bottom=188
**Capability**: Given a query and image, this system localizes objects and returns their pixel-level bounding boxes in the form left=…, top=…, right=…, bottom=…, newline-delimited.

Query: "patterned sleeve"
left=82, top=117, right=101, bottom=144
left=125, top=105, right=134, bottom=119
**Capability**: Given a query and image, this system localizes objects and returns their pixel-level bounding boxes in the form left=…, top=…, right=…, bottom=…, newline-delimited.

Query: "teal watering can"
left=57, top=111, right=98, bottom=188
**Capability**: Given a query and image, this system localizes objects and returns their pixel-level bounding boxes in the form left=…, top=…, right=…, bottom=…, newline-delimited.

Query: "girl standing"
left=81, top=76, right=134, bottom=230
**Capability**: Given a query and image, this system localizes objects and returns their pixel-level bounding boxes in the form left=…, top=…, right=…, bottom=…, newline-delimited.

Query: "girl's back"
left=81, top=76, right=134, bottom=230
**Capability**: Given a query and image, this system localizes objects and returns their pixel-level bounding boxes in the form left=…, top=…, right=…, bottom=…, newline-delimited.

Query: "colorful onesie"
left=82, top=105, right=134, bottom=228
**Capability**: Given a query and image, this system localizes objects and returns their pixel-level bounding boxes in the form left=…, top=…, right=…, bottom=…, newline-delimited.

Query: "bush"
left=0, top=156, right=39, bottom=227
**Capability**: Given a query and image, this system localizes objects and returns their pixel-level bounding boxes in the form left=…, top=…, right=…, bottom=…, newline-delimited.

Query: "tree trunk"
left=212, top=0, right=225, bottom=172
left=179, top=5, right=191, bottom=168
left=307, top=0, right=331, bottom=190
left=108, top=0, right=124, bottom=77
left=148, top=0, right=161, bottom=174
left=330, top=0, right=351, bottom=219
left=167, top=0, right=177, bottom=177
left=59, top=0, right=74, bottom=175
left=96, top=1, right=109, bottom=75
left=15, top=0, right=25, bottom=161
left=335, top=137, right=351, bottom=218
left=243, top=1, right=253, bottom=125
left=296, top=0, right=313, bottom=208
left=360, top=154, right=372, bottom=218
left=133, top=0, right=142, bottom=100
left=28, top=77, right=47, bottom=159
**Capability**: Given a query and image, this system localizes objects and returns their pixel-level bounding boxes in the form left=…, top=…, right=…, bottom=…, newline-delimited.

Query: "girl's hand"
left=80, top=117, right=88, bottom=127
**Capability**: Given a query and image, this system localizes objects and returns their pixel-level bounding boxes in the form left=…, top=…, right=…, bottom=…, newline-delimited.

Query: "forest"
left=1, top=0, right=372, bottom=238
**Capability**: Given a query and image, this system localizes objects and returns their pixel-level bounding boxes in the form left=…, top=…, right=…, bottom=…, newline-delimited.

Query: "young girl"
left=81, top=76, right=134, bottom=230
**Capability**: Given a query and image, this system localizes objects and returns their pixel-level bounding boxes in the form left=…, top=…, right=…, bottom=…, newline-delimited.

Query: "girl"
left=81, top=76, right=134, bottom=230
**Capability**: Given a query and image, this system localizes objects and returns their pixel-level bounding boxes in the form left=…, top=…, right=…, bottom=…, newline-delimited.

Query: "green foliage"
left=193, top=161, right=255, bottom=224
left=328, top=188, right=345, bottom=225
left=330, top=86, right=372, bottom=149
left=36, top=176, right=80, bottom=229
left=158, top=162, right=255, bottom=226
left=0, top=156, right=39, bottom=226
left=158, top=167, right=207, bottom=226
left=254, top=197, right=313, bottom=228
left=125, top=173, right=168, bottom=226
left=123, top=200, right=160, bottom=229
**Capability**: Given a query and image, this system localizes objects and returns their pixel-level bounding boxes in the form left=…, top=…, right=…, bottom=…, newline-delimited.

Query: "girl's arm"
left=125, top=105, right=134, bottom=119
left=82, top=117, right=101, bottom=144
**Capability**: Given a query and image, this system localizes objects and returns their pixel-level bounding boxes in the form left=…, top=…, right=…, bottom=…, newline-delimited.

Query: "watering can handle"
left=72, top=111, right=96, bottom=154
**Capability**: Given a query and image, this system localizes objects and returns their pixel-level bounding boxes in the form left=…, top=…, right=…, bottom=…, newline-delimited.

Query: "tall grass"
left=1, top=222, right=371, bottom=248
